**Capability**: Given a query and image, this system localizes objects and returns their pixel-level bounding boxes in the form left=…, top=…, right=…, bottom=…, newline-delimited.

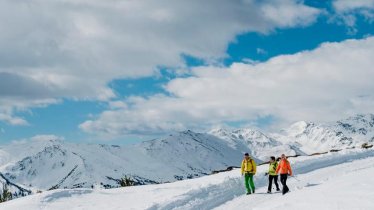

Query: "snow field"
left=217, top=152, right=374, bottom=210
left=1, top=148, right=373, bottom=210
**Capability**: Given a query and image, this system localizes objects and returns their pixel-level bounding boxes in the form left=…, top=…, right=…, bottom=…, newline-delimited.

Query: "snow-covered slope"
left=0, top=114, right=373, bottom=202
left=216, top=149, right=374, bottom=210
left=273, top=114, right=374, bottom=154
left=1, top=148, right=373, bottom=210
left=273, top=121, right=350, bottom=154
left=334, top=114, right=374, bottom=143
left=0, top=173, right=31, bottom=201
left=137, top=131, right=243, bottom=179
left=0, top=131, right=246, bottom=195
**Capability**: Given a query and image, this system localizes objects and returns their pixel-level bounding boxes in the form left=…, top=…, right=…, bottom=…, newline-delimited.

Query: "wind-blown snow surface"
left=1, top=148, right=373, bottom=210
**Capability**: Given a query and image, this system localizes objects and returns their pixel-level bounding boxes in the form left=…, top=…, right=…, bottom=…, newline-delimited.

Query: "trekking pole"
left=290, top=175, right=300, bottom=182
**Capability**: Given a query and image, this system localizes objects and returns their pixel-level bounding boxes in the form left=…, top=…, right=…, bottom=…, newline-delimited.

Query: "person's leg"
left=274, top=175, right=280, bottom=191
left=249, top=173, right=255, bottom=193
left=267, top=175, right=273, bottom=192
left=244, top=173, right=251, bottom=194
left=283, top=174, right=289, bottom=193
left=280, top=174, right=289, bottom=194
left=280, top=174, right=286, bottom=194
left=280, top=174, right=285, bottom=186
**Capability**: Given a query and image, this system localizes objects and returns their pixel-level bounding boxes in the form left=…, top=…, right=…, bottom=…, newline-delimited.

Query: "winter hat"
left=244, top=153, right=249, bottom=156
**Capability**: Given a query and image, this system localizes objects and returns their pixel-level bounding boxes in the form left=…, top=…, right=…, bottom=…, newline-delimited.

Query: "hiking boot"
left=276, top=188, right=280, bottom=191
left=246, top=192, right=251, bottom=195
left=267, top=191, right=271, bottom=194
left=282, top=189, right=289, bottom=195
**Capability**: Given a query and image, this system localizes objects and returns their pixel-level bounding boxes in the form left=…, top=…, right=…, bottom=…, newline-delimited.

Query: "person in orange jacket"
left=276, top=154, right=292, bottom=195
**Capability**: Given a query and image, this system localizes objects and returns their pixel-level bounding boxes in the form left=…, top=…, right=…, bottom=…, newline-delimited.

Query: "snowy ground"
left=1, top=148, right=374, bottom=210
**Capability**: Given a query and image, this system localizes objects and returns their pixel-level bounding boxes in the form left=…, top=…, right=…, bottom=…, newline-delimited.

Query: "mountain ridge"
left=1, top=114, right=373, bottom=200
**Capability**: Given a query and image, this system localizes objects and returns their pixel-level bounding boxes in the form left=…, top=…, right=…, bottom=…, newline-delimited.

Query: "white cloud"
left=332, top=0, right=374, bottom=33
left=80, top=37, right=374, bottom=137
left=30, top=134, right=65, bottom=142
left=10, top=134, right=65, bottom=145
left=0, top=112, right=29, bottom=126
left=260, top=0, right=319, bottom=28
left=108, top=101, right=128, bottom=110
left=256, top=48, right=268, bottom=55
left=0, top=98, right=59, bottom=126
left=0, top=0, right=320, bottom=125
left=333, top=0, right=374, bottom=13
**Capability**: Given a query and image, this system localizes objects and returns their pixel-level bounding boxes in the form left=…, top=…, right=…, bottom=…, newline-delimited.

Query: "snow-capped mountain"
left=273, top=121, right=350, bottom=154
left=0, top=131, right=245, bottom=196
left=334, top=114, right=374, bottom=142
left=0, top=114, right=373, bottom=201
left=208, top=128, right=298, bottom=160
left=273, top=114, right=374, bottom=154
left=137, top=130, right=243, bottom=179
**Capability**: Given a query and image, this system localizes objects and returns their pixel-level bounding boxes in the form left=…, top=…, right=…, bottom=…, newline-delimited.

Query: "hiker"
left=241, top=153, right=256, bottom=195
left=265, top=156, right=280, bottom=193
left=276, top=154, right=293, bottom=195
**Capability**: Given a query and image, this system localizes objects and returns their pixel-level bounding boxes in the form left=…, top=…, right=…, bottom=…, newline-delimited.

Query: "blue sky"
left=0, top=0, right=373, bottom=144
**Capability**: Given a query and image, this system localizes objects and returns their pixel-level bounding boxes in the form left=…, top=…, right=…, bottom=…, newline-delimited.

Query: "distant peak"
left=283, top=121, right=312, bottom=136
left=179, top=130, right=200, bottom=136
left=291, top=120, right=308, bottom=127
left=341, top=113, right=374, bottom=122
left=209, top=127, right=259, bottom=134
left=30, top=134, right=64, bottom=141
left=208, top=127, right=230, bottom=135
left=233, top=128, right=262, bottom=134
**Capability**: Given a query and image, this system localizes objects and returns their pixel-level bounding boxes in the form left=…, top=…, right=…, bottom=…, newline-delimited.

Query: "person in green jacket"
left=266, top=156, right=280, bottom=193
left=241, top=153, right=256, bottom=195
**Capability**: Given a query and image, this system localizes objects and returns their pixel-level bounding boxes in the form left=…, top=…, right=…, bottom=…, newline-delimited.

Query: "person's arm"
left=241, top=160, right=244, bottom=175
left=252, top=160, right=256, bottom=174
left=288, top=162, right=293, bottom=176
left=276, top=161, right=280, bottom=174
left=265, top=163, right=270, bottom=176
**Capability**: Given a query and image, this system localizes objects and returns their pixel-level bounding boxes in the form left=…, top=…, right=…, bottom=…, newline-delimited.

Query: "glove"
left=264, top=172, right=268, bottom=176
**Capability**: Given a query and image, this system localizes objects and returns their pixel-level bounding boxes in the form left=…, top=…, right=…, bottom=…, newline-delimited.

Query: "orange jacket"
left=276, top=159, right=292, bottom=176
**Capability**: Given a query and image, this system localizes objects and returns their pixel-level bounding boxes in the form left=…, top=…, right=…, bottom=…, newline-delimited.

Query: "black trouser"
left=267, top=175, right=280, bottom=192
left=280, top=174, right=289, bottom=194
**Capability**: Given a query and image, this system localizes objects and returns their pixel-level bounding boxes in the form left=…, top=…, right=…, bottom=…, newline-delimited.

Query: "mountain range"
left=1, top=114, right=373, bottom=200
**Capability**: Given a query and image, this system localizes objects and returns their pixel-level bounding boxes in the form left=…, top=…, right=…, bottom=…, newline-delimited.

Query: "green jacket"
left=268, top=161, right=278, bottom=176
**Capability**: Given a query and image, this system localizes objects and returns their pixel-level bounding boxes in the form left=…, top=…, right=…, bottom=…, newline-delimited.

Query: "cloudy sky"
left=0, top=0, right=373, bottom=144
